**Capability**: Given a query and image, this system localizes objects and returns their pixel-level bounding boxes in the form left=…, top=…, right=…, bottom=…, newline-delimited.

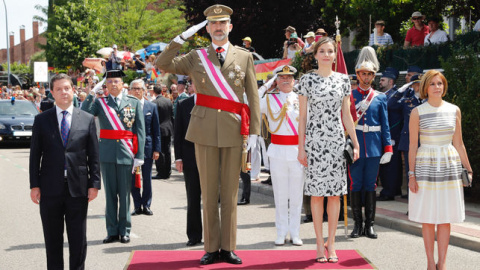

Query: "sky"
left=0, top=0, right=48, bottom=50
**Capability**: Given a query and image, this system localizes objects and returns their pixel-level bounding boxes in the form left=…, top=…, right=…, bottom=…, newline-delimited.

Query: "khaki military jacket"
left=156, top=41, right=260, bottom=147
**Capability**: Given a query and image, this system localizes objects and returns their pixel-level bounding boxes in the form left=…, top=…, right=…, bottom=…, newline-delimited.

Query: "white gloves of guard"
left=246, top=135, right=258, bottom=151
left=397, top=82, right=413, bottom=94
left=379, top=152, right=393, bottom=164
left=90, top=77, right=106, bottom=95
left=258, top=74, right=277, bottom=97
left=181, top=20, right=208, bottom=40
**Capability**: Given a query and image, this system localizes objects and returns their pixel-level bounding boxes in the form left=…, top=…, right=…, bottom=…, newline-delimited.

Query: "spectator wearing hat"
left=283, top=31, right=302, bottom=59
left=133, top=53, right=146, bottom=73
left=378, top=69, right=404, bottom=201
left=369, top=20, right=393, bottom=46
left=109, top=44, right=123, bottom=70
left=303, top=32, right=316, bottom=54
left=242, top=37, right=255, bottom=52
left=315, top=28, right=328, bottom=42
left=404, top=12, right=430, bottom=47
left=424, top=17, right=448, bottom=46
left=284, top=26, right=305, bottom=47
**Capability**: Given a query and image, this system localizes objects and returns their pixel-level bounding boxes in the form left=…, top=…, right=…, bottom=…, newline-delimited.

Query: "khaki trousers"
left=195, top=144, right=242, bottom=252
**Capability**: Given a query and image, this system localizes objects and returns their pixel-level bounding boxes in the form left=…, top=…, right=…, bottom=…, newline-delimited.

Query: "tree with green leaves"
left=96, top=0, right=187, bottom=51
left=40, top=0, right=105, bottom=70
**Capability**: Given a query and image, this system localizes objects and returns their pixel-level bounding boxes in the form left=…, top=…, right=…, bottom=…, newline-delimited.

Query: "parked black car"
left=0, top=99, right=39, bottom=143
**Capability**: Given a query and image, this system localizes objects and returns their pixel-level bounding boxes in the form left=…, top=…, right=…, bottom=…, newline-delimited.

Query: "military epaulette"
left=127, top=95, right=139, bottom=100
left=234, top=45, right=250, bottom=52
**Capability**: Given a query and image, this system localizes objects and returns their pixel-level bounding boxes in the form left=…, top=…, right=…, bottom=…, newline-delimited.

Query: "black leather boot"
left=364, top=191, right=378, bottom=239
left=350, top=191, right=363, bottom=238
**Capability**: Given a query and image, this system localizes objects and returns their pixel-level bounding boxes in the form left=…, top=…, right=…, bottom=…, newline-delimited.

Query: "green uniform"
left=81, top=94, right=145, bottom=236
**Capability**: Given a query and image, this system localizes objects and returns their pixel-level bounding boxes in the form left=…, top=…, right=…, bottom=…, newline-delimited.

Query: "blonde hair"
left=419, top=70, right=448, bottom=100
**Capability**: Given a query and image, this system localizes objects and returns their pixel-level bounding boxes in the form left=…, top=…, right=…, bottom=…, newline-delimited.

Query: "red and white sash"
left=98, top=98, right=135, bottom=159
left=270, top=93, right=298, bottom=136
left=355, top=88, right=378, bottom=120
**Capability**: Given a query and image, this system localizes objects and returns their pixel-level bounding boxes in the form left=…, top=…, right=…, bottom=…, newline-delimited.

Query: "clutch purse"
left=344, top=136, right=354, bottom=164
left=461, top=168, right=472, bottom=187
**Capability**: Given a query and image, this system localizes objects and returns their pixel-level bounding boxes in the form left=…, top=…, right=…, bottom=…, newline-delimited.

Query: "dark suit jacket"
left=143, top=100, right=161, bottom=158
left=174, top=96, right=197, bottom=169
left=152, top=95, right=173, bottom=137
left=29, top=107, right=101, bottom=197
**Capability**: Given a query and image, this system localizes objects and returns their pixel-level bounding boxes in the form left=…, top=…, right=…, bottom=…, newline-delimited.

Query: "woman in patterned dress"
left=408, top=70, right=473, bottom=270
left=297, top=37, right=359, bottom=263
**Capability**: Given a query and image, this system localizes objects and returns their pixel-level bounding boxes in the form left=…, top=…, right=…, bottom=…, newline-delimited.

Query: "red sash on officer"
left=271, top=134, right=298, bottom=145
left=98, top=97, right=138, bottom=158
left=196, top=93, right=250, bottom=136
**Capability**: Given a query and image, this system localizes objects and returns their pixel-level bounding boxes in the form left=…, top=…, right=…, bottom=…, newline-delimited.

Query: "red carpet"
left=125, top=250, right=375, bottom=269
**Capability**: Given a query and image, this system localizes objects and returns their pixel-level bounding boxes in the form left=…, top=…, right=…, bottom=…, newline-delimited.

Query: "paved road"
left=1, top=144, right=479, bottom=269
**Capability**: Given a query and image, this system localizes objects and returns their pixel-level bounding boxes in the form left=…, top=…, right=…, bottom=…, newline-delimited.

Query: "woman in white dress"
left=408, top=70, right=473, bottom=270
left=297, top=37, right=359, bottom=263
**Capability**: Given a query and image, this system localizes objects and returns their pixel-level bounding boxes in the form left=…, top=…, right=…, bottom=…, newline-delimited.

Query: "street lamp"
left=2, top=0, right=10, bottom=85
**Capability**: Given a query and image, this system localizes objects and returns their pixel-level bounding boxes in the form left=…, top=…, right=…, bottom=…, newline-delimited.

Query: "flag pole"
left=334, top=15, right=349, bottom=239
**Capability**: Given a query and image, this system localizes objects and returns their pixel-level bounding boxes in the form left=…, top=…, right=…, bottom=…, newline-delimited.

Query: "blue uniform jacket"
left=387, top=90, right=423, bottom=152
left=384, top=86, right=402, bottom=146
left=352, top=88, right=392, bottom=158
left=143, top=100, right=162, bottom=159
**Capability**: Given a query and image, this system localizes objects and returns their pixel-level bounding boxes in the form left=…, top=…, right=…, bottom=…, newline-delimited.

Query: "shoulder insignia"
left=234, top=45, right=250, bottom=52
left=127, top=95, right=139, bottom=100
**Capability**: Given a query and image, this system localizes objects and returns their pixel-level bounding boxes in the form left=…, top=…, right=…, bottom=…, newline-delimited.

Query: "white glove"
left=246, top=135, right=258, bottom=151
left=181, top=20, right=208, bottom=40
left=258, top=74, right=277, bottom=97
left=397, top=82, right=413, bottom=94
left=379, top=152, right=393, bottom=164
left=132, top=158, right=144, bottom=173
left=90, top=77, right=106, bottom=95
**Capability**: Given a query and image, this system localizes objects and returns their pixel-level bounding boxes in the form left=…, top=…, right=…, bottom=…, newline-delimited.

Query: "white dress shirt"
left=55, top=105, right=73, bottom=133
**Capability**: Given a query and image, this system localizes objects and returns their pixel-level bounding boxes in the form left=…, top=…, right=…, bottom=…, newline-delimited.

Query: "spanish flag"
left=151, top=68, right=159, bottom=80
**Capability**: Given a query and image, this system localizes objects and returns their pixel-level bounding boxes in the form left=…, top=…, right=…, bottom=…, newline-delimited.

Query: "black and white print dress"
left=297, top=72, right=351, bottom=197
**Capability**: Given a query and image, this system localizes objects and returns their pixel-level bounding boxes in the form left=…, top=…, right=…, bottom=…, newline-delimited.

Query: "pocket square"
left=146, top=112, right=152, bottom=115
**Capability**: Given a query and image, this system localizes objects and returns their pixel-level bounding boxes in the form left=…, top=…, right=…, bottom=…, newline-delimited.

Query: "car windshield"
left=0, top=102, right=39, bottom=116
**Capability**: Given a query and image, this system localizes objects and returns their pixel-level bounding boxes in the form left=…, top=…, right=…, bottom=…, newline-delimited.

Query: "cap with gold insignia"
left=105, top=69, right=126, bottom=79
left=274, top=65, right=297, bottom=76
left=204, top=4, right=233, bottom=22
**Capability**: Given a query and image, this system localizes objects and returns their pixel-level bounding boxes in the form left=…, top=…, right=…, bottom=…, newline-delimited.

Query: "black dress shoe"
left=237, top=198, right=250, bottom=205
left=261, top=168, right=270, bottom=173
left=103, top=235, right=119, bottom=244
left=401, top=194, right=409, bottom=199
left=186, top=239, right=202, bottom=246
left=303, top=215, right=313, bottom=223
left=377, top=195, right=395, bottom=201
left=131, top=207, right=142, bottom=216
left=143, top=206, right=153, bottom=215
left=261, top=176, right=272, bottom=185
left=120, top=235, right=130, bottom=243
left=200, top=251, right=219, bottom=265
left=219, top=249, right=242, bottom=264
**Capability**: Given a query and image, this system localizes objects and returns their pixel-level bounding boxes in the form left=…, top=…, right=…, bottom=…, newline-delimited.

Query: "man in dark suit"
left=174, top=87, right=203, bottom=247
left=30, top=73, right=100, bottom=270
left=152, top=85, right=173, bottom=179
left=129, top=79, right=161, bottom=216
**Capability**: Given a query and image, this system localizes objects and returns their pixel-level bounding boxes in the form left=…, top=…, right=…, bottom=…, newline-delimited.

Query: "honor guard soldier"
left=81, top=70, right=146, bottom=244
left=156, top=4, right=260, bottom=265
left=259, top=65, right=304, bottom=246
left=378, top=69, right=403, bottom=201
left=349, top=47, right=393, bottom=239
left=387, top=74, right=424, bottom=198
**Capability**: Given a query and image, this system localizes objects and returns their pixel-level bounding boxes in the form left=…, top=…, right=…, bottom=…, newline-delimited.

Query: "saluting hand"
left=181, top=20, right=208, bottom=40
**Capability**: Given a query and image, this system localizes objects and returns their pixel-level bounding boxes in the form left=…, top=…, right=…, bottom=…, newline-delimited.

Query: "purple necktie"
left=61, top=111, right=70, bottom=147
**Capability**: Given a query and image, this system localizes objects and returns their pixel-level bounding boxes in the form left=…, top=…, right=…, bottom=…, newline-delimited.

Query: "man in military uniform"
left=156, top=4, right=260, bottom=265
left=349, top=48, right=393, bottom=239
left=387, top=74, right=423, bottom=198
left=378, top=69, right=403, bottom=201
left=81, top=70, right=145, bottom=244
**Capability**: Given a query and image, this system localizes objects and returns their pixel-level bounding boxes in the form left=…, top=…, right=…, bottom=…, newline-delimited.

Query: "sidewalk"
left=243, top=171, right=480, bottom=252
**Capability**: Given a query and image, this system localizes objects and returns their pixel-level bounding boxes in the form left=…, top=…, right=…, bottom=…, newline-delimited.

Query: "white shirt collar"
left=140, top=98, right=145, bottom=106
left=56, top=104, right=74, bottom=116
left=111, top=93, right=122, bottom=102
left=211, top=42, right=229, bottom=57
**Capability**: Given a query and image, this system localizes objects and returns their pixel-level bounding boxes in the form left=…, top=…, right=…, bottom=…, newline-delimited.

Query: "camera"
left=287, top=38, right=297, bottom=46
